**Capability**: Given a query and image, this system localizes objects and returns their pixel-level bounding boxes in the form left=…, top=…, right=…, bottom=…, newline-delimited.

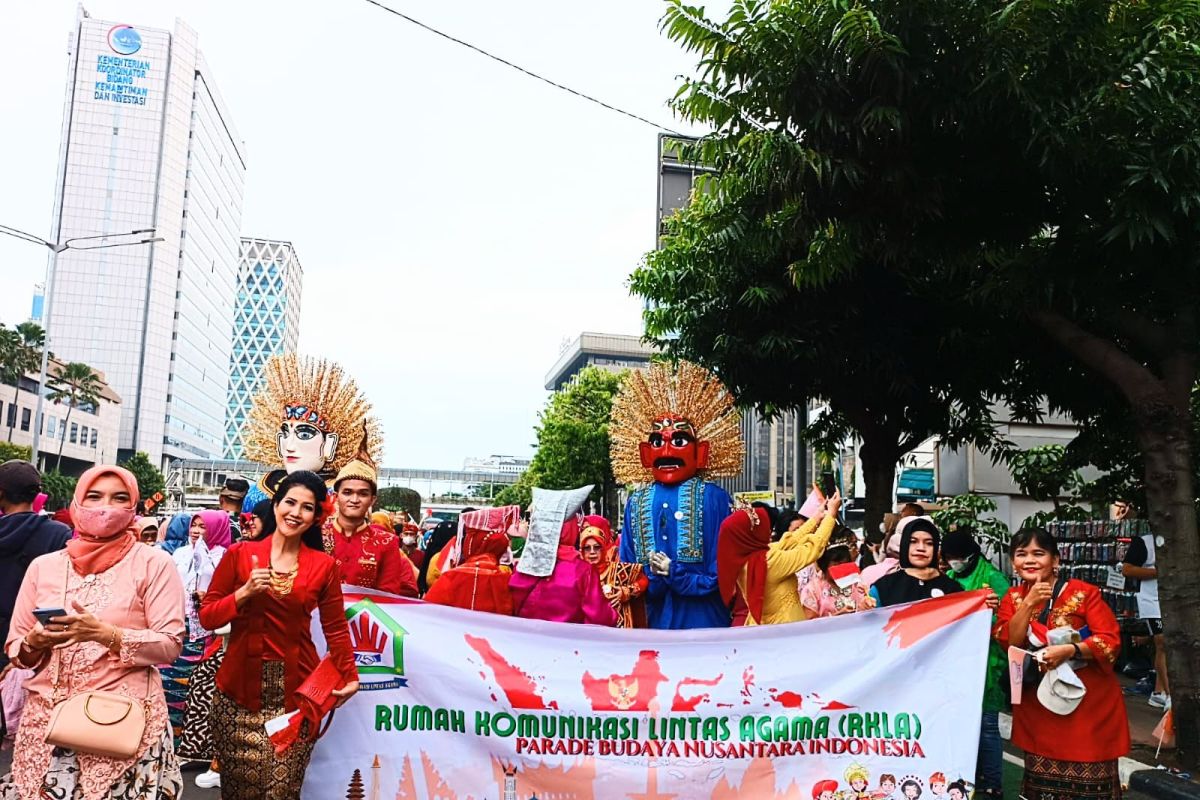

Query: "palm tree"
left=0, top=322, right=45, bottom=442
left=47, top=361, right=102, bottom=469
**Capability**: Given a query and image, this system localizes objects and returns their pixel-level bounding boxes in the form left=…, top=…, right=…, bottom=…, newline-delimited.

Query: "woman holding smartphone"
left=0, top=465, right=186, bottom=800
left=200, top=470, right=358, bottom=800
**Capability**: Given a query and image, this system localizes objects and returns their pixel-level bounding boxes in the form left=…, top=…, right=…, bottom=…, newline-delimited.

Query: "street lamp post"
left=0, top=224, right=161, bottom=467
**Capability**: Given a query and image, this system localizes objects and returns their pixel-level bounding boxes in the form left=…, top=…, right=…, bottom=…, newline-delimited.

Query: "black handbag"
left=1022, top=575, right=1067, bottom=687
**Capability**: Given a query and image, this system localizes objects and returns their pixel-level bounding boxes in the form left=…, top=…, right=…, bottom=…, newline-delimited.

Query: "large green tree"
left=641, top=0, right=1200, bottom=762
left=119, top=451, right=165, bottom=511
left=0, top=322, right=45, bottom=443
left=493, top=367, right=624, bottom=520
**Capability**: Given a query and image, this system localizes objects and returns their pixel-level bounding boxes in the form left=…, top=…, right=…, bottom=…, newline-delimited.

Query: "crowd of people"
left=0, top=361, right=1150, bottom=800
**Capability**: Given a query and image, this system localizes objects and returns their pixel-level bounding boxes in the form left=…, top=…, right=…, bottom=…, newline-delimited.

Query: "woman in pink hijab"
left=1, top=466, right=186, bottom=800
left=509, top=515, right=618, bottom=626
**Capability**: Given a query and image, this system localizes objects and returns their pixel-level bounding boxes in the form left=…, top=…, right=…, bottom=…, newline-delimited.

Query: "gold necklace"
left=269, top=561, right=298, bottom=597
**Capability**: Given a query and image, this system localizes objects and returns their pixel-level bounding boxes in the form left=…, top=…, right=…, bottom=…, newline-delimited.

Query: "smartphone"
left=33, top=607, right=67, bottom=626
left=820, top=471, right=837, bottom=500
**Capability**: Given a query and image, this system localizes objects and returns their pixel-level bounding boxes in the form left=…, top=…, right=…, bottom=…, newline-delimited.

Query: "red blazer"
left=200, top=538, right=357, bottom=712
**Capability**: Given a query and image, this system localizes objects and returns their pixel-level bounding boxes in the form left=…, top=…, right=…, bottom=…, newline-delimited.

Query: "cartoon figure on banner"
left=812, top=779, right=839, bottom=800
left=928, top=771, right=947, bottom=798
left=844, top=763, right=872, bottom=799
left=947, top=781, right=969, bottom=800
left=899, top=775, right=925, bottom=799
left=611, top=361, right=744, bottom=629
left=240, top=353, right=382, bottom=511
left=876, top=774, right=898, bottom=799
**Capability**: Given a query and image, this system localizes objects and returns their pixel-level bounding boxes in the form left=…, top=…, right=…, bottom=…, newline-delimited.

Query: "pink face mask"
left=72, top=505, right=137, bottom=539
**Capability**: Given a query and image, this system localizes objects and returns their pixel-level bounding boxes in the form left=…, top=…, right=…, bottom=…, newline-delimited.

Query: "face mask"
left=879, top=522, right=888, bottom=534
left=402, top=535, right=416, bottom=546
left=73, top=505, right=136, bottom=539
left=947, top=558, right=966, bottom=574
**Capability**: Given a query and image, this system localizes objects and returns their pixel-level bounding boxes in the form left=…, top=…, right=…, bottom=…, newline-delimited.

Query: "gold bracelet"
left=106, top=625, right=120, bottom=652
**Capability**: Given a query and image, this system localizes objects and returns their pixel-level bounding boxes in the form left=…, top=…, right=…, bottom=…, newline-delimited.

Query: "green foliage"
left=40, top=469, right=76, bottom=512
left=930, top=494, right=1011, bottom=553
left=493, top=367, right=624, bottom=519
left=636, top=0, right=1031, bottom=535
left=0, top=322, right=45, bottom=443
left=118, top=451, right=164, bottom=508
left=1007, top=445, right=1083, bottom=504
left=0, top=442, right=32, bottom=462
left=376, top=486, right=422, bottom=521
left=646, top=0, right=1200, bottom=764
left=47, top=362, right=103, bottom=468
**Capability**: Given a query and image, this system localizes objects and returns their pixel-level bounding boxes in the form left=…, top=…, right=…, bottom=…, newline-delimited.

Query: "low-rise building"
left=1, top=359, right=121, bottom=472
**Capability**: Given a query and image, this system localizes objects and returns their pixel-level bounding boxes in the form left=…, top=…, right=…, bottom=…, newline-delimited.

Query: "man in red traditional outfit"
left=321, top=448, right=417, bottom=597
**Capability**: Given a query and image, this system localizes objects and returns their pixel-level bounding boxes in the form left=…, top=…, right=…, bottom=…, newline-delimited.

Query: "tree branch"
left=1110, top=308, right=1174, bottom=358
left=1031, top=310, right=1162, bottom=405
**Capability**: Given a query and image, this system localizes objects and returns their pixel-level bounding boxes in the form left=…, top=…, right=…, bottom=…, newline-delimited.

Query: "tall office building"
left=223, top=238, right=303, bottom=459
left=45, top=8, right=245, bottom=467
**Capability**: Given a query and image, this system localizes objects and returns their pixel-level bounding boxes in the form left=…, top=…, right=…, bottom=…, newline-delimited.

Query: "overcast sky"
left=0, top=0, right=723, bottom=469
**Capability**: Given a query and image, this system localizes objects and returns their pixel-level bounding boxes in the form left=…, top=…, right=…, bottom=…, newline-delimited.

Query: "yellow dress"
left=740, top=514, right=836, bottom=625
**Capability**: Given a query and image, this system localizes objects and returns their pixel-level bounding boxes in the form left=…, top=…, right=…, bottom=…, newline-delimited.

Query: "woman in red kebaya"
left=200, top=471, right=358, bottom=800
left=994, top=527, right=1129, bottom=800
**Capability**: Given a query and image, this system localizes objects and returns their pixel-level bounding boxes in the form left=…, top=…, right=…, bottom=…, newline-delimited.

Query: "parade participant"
left=510, top=503, right=617, bottom=627
left=1, top=466, right=186, bottom=800
left=611, top=361, right=744, bottom=629
left=417, top=520, right=456, bottom=594
left=424, top=507, right=518, bottom=615
left=943, top=528, right=1009, bottom=798
left=579, top=516, right=647, bottom=628
left=200, top=470, right=358, bottom=800
left=995, top=527, right=1129, bottom=800
left=159, top=512, right=191, bottom=556
left=718, top=492, right=841, bottom=625
left=245, top=499, right=277, bottom=541
left=870, top=517, right=963, bottom=607
left=860, top=521, right=905, bottom=589
left=172, top=511, right=232, bottom=641
left=320, top=437, right=417, bottom=597
left=241, top=353, right=382, bottom=510
left=0, top=460, right=71, bottom=671
left=218, top=478, right=249, bottom=540
left=801, top=543, right=874, bottom=619
left=402, top=524, right=423, bottom=568
left=136, top=516, right=160, bottom=545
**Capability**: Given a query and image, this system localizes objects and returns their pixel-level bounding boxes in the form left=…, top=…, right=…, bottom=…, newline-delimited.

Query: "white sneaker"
left=1149, top=691, right=1171, bottom=709
left=195, top=770, right=221, bottom=789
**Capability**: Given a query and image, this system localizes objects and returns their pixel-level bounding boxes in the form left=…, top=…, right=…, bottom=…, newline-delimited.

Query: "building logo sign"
left=107, top=25, right=142, bottom=55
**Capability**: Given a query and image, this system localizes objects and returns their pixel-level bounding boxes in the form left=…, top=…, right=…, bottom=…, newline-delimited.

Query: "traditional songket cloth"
left=423, top=508, right=516, bottom=615
left=995, top=578, right=1129, bottom=799
left=579, top=516, right=647, bottom=628
left=619, top=479, right=732, bottom=629
left=511, top=516, right=618, bottom=626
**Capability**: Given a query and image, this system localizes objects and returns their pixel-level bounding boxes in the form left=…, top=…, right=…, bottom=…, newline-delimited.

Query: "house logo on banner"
left=345, top=597, right=408, bottom=690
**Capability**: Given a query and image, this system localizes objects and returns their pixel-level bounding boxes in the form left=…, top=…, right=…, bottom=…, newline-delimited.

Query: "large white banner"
left=304, top=589, right=990, bottom=799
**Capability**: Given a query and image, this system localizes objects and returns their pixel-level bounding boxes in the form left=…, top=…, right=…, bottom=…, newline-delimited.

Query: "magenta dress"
left=510, top=546, right=618, bottom=626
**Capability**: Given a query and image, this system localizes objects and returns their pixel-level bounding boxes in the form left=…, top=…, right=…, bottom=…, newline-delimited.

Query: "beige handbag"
left=42, top=577, right=150, bottom=760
